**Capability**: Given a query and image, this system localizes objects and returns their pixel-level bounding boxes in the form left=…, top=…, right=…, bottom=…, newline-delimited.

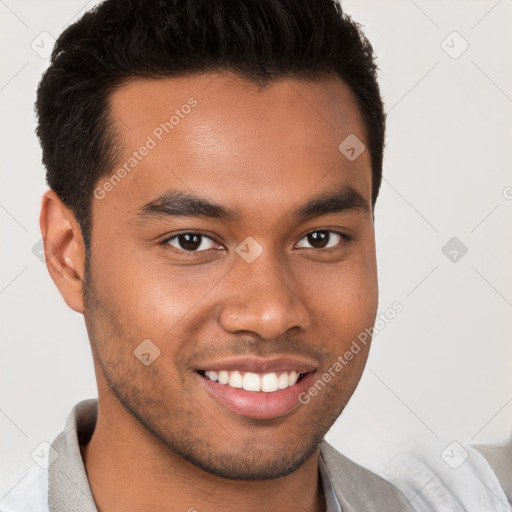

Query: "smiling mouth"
left=196, top=369, right=308, bottom=393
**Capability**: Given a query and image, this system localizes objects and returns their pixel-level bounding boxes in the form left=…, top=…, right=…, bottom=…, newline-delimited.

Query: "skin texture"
left=40, top=71, right=378, bottom=512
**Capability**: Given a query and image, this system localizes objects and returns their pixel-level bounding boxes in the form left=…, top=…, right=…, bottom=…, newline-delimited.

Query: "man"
left=1, top=0, right=508, bottom=511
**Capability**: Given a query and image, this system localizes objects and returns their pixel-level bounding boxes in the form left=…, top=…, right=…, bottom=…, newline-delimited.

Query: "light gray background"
left=1, top=0, right=511, bottom=491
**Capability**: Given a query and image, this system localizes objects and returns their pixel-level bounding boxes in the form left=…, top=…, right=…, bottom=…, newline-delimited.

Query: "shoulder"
left=319, top=440, right=416, bottom=511
left=474, top=438, right=512, bottom=504
left=367, top=437, right=511, bottom=512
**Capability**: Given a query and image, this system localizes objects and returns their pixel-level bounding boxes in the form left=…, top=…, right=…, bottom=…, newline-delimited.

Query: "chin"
left=173, top=430, right=325, bottom=481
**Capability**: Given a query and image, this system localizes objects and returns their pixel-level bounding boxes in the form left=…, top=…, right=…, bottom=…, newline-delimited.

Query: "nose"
left=218, top=253, right=312, bottom=339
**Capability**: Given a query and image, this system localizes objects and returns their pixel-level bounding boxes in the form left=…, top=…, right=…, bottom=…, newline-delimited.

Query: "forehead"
left=104, top=72, right=372, bottom=219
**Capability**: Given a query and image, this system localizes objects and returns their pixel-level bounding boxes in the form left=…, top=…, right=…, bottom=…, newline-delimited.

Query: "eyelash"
left=160, top=230, right=351, bottom=255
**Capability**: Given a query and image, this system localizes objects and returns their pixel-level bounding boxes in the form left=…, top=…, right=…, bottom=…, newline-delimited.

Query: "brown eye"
left=296, top=230, right=345, bottom=250
left=165, top=233, right=218, bottom=252
left=307, top=231, right=329, bottom=248
left=177, top=234, right=201, bottom=250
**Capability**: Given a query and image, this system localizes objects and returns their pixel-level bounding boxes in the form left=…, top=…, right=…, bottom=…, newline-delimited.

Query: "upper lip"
left=196, top=356, right=318, bottom=374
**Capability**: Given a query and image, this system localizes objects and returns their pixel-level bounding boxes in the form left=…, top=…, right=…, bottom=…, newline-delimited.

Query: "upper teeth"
left=204, top=370, right=301, bottom=392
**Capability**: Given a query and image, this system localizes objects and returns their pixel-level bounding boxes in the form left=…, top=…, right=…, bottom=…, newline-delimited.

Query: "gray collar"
left=49, top=399, right=97, bottom=511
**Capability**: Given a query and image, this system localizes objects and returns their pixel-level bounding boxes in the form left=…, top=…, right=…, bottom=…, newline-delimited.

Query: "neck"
left=80, top=391, right=326, bottom=512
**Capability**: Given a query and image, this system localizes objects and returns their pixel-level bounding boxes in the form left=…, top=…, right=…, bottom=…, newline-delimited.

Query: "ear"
left=39, top=190, right=86, bottom=314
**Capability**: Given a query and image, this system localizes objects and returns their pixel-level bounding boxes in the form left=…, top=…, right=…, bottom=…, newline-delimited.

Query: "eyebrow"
left=136, top=191, right=238, bottom=221
left=292, top=186, right=370, bottom=219
left=135, top=185, right=369, bottom=223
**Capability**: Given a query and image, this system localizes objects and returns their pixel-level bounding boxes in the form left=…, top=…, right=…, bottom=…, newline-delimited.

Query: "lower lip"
left=197, top=371, right=316, bottom=420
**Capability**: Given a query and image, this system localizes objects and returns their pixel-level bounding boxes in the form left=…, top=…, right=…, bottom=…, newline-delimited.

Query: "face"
left=83, top=72, right=378, bottom=480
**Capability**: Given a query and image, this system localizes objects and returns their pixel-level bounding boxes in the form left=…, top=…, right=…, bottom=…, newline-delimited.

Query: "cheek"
left=295, top=254, right=378, bottom=335
left=91, top=240, right=221, bottom=322
left=132, top=261, right=229, bottom=324
left=88, top=254, right=230, bottom=374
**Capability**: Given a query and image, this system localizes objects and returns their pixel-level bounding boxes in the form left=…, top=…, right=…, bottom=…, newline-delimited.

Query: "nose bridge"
left=218, top=247, right=311, bottom=338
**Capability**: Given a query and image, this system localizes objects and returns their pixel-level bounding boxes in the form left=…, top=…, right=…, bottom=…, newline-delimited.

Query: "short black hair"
left=36, top=0, right=385, bottom=248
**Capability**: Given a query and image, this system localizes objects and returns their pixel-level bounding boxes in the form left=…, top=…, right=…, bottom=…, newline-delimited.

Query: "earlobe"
left=39, top=190, right=86, bottom=314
